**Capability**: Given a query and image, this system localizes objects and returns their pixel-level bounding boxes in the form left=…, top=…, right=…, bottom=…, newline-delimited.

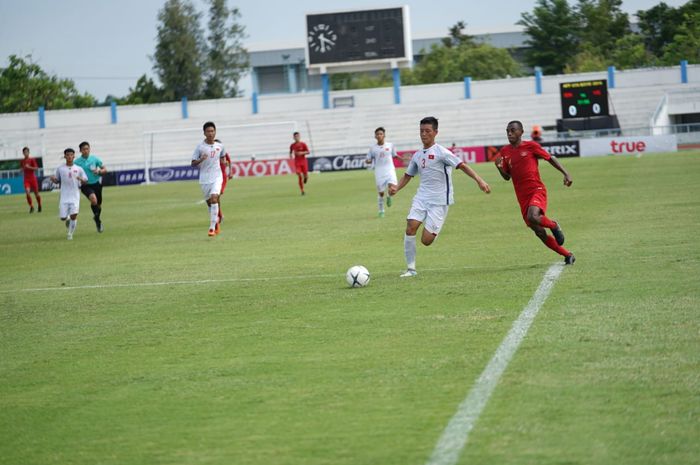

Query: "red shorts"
left=294, top=157, right=308, bottom=175
left=518, top=189, right=547, bottom=225
left=24, top=177, right=39, bottom=192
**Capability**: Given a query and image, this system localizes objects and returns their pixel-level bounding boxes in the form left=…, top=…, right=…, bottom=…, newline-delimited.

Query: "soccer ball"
left=346, top=265, right=370, bottom=288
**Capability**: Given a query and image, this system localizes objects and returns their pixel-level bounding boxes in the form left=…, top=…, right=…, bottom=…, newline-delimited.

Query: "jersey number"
left=421, top=158, right=426, bottom=168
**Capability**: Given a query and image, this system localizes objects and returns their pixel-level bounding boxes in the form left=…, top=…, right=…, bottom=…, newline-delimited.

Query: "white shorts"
left=59, top=202, right=79, bottom=219
left=375, top=171, right=398, bottom=192
left=200, top=179, right=223, bottom=199
left=407, top=197, right=449, bottom=235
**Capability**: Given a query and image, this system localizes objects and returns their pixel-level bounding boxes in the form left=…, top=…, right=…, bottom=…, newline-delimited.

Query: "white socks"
left=209, top=203, right=219, bottom=229
left=68, top=219, right=77, bottom=235
left=378, top=195, right=385, bottom=213
left=404, top=234, right=416, bottom=270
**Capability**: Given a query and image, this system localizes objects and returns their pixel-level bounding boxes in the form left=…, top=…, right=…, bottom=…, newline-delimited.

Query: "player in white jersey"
left=390, top=117, right=491, bottom=277
left=50, top=148, right=88, bottom=240
left=365, top=127, right=401, bottom=217
left=191, top=121, right=226, bottom=237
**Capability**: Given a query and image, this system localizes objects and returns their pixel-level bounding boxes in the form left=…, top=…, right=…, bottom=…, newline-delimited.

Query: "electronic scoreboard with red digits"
left=560, top=80, right=609, bottom=119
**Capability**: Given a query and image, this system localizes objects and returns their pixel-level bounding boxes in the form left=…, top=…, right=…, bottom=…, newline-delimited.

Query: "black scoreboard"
left=306, top=7, right=408, bottom=66
left=560, top=80, right=609, bottom=119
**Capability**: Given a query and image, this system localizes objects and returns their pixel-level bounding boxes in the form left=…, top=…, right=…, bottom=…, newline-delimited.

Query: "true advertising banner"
left=579, top=135, right=677, bottom=157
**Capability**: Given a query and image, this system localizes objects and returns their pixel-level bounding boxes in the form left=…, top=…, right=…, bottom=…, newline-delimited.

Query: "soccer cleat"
left=301, top=191, right=305, bottom=196
left=378, top=211, right=385, bottom=218
left=565, top=253, right=576, bottom=265
left=551, top=221, right=565, bottom=246
left=97, top=222, right=104, bottom=233
left=38, top=205, right=42, bottom=213
left=400, top=269, right=417, bottom=278
left=29, top=206, right=34, bottom=213
left=386, top=195, right=392, bottom=207
left=208, top=229, right=216, bottom=237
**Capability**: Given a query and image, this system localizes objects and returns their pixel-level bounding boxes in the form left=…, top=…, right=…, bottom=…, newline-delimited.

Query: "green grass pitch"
left=1, top=152, right=698, bottom=465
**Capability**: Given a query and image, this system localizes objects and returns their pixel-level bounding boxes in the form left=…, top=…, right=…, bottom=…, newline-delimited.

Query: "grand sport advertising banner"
left=579, top=135, right=677, bottom=157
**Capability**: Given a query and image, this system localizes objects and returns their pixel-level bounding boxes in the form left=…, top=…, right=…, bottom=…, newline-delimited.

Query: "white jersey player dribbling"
left=191, top=121, right=227, bottom=236
left=365, top=127, right=399, bottom=217
left=51, top=149, right=87, bottom=240
left=390, top=117, right=491, bottom=277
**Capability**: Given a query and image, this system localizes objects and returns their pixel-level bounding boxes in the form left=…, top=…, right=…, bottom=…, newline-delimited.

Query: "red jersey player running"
left=216, top=139, right=232, bottom=224
left=20, top=147, right=42, bottom=213
left=289, top=132, right=310, bottom=195
left=495, top=120, right=575, bottom=265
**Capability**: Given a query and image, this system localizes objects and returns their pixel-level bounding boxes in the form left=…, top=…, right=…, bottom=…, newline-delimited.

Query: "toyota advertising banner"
left=579, top=135, right=677, bottom=157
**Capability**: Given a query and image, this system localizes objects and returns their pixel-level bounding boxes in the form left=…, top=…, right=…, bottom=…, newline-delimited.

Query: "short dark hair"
left=22, top=147, right=29, bottom=153
left=64, top=148, right=75, bottom=155
left=203, top=121, right=216, bottom=131
left=293, top=131, right=300, bottom=136
left=507, top=120, right=523, bottom=130
left=375, top=127, right=385, bottom=134
left=420, top=116, right=438, bottom=130
left=78, top=141, right=90, bottom=150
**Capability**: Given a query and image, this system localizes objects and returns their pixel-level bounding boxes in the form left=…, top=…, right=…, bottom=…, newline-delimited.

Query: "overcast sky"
left=0, top=0, right=688, bottom=100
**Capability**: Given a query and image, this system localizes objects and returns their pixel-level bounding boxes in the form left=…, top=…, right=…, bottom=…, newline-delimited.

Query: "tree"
left=661, top=10, right=700, bottom=64
left=576, top=0, right=630, bottom=56
left=203, top=0, right=249, bottom=98
left=518, top=0, right=581, bottom=74
left=609, top=33, right=658, bottom=69
left=120, top=75, right=165, bottom=105
left=0, top=55, right=95, bottom=113
left=153, top=0, right=206, bottom=100
left=408, top=43, right=521, bottom=84
left=442, top=21, right=475, bottom=48
left=564, top=45, right=608, bottom=73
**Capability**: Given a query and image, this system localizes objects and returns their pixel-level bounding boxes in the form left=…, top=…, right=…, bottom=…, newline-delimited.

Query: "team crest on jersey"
left=520, top=151, right=528, bottom=157
left=428, top=154, right=435, bottom=159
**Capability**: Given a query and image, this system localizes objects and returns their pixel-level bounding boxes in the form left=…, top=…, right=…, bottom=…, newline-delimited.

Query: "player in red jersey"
left=217, top=142, right=232, bottom=224
left=289, top=132, right=310, bottom=195
left=495, top=121, right=575, bottom=265
left=20, top=147, right=42, bottom=213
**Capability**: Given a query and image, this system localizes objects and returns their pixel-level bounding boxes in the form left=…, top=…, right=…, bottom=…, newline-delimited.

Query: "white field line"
left=2, top=263, right=543, bottom=294
left=425, top=263, right=564, bottom=465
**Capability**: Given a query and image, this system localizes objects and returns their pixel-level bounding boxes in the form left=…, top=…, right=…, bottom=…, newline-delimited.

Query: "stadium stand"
left=0, top=66, right=698, bottom=173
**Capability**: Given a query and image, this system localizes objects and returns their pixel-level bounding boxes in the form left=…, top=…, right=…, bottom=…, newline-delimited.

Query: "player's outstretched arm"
left=191, top=154, right=207, bottom=167
left=390, top=173, right=412, bottom=195
left=547, top=156, right=572, bottom=186
left=458, top=163, right=491, bottom=193
left=494, top=156, right=511, bottom=181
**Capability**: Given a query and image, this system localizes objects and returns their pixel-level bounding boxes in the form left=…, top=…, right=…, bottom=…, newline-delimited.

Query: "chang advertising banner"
left=580, top=135, right=677, bottom=157
left=308, top=154, right=368, bottom=172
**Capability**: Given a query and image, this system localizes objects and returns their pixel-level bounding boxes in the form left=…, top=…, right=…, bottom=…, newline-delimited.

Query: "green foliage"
left=661, top=10, right=700, bottom=64
left=330, top=71, right=393, bottom=90
left=564, top=45, right=608, bottom=73
left=635, top=0, right=698, bottom=57
left=408, top=43, right=521, bottom=84
left=153, top=0, right=206, bottom=100
left=518, top=0, right=581, bottom=74
left=119, top=75, right=165, bottom=105
left=576, top=0, right=630, bottom=55
left=203, top=0, right=249, bottom=98
left=610, top=33, right=658, bottom=69
left=441, top=20, right=475, bottom=48
left=0, top=55, right=95, bottom=113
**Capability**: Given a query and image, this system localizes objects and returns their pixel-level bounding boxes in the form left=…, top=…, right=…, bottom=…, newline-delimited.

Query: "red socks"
left=539, top=215, right=557, bottom=229
left=26, top=193, right=33, bottom=207
left=297, top=175, right=304, bottom=192
left=544, top=236, right=570, bottom=257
